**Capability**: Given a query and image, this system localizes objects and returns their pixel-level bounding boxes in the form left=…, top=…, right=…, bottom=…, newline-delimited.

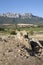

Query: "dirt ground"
left=0, top=35, right=43, bottom=65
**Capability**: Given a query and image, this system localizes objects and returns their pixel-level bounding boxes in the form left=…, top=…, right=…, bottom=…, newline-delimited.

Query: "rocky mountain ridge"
left=0, top=12, right=32, bottom=18
left=0, top=12, right=43, bottom=25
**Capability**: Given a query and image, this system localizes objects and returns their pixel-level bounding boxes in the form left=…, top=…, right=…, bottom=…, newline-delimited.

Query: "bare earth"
left=0, top=35, right=43, bottom=65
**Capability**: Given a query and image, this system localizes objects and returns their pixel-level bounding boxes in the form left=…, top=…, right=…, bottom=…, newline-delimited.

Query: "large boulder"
left=30, top=38, right=43, bottom=56
left=16, top=31, right=32, bottom=51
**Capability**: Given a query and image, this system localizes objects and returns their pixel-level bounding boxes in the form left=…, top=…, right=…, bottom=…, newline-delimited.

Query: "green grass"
left=19, top=27, right=43, bottom=31
left=0, top=24, right=43, bottom=35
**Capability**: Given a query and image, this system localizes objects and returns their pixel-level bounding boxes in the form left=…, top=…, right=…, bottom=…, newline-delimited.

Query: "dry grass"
left=29, top=34, right=43, bottom=40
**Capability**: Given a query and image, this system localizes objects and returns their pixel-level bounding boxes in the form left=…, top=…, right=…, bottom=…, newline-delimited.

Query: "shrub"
left=29, top=30, right=34, bottom=35
left=10, top=30, right=17, bottom=35
left=0, top=28, right=5, bottom=31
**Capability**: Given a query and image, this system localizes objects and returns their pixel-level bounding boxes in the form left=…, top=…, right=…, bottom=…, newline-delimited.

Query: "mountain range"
left=0, top=12, right=43, bottom=25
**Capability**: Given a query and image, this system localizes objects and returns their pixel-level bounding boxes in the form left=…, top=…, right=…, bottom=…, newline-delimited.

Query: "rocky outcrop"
left=16, top=31, right=43, bottom=56
left=16, top=31, right=32, bottom=51
left=30, top=38, right=43, bottom=55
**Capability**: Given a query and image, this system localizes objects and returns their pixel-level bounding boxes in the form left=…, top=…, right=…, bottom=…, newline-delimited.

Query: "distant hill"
left=0, top=12, right=43, bottom=25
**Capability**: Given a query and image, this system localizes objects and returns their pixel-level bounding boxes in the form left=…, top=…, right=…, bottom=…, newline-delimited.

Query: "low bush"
left=0, top=28, right=5, bottom=31
left=10, top=30, right=17, bottom=35
left=29, top=30, right=34, bottom=35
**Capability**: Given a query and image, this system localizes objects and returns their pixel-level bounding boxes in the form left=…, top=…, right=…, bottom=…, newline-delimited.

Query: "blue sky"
left=0, top=0, right=43, bottom=17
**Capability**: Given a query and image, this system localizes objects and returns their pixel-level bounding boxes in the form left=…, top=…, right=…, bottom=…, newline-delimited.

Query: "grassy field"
left=0, top=24, right=43, bottom=41
left=18, top=27, right=43, bottom=31
left=0, top=24, right=43, bottom=35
